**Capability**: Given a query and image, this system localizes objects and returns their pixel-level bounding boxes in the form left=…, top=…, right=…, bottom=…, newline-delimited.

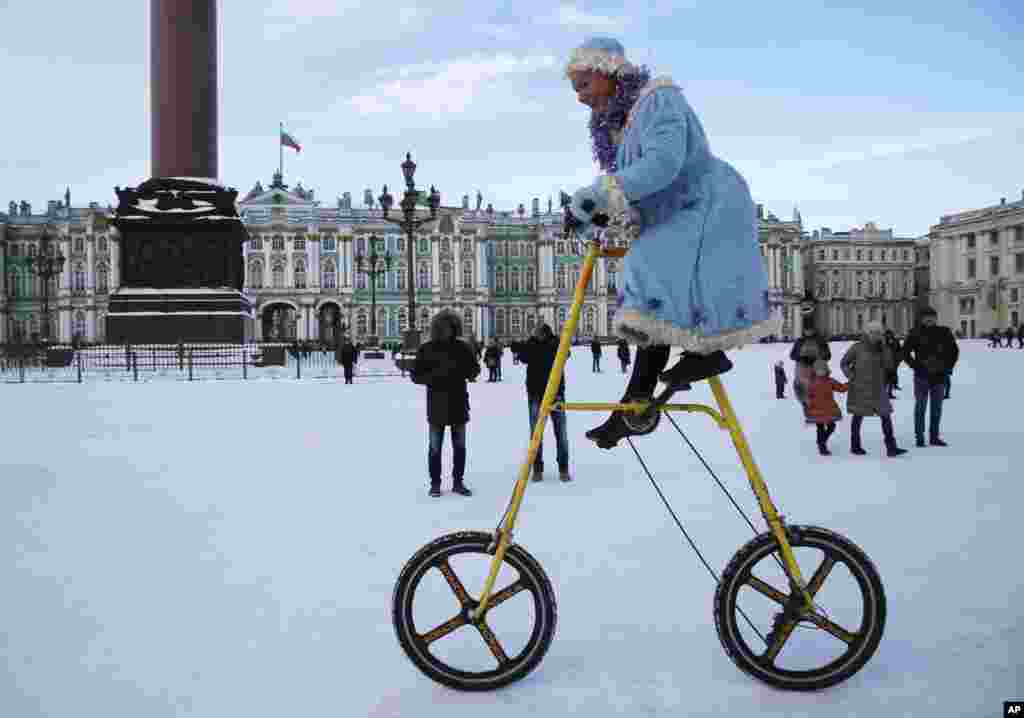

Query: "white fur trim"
left=599, top=174, right=628, bottom=215
left=613, top=307, right=783, bottom=351
left=565, top=48, right=633, bottom=78
left=625, top=76, right=680, bottom=132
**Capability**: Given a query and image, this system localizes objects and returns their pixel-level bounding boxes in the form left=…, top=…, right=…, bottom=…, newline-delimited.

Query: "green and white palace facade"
left=1, top=174, right=838, bottom=345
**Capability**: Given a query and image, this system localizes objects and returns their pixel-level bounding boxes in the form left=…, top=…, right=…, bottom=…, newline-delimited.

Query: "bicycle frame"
left=472, top=237, right=813, bottom=619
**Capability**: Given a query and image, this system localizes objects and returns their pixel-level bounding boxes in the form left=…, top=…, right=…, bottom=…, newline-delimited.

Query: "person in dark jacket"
left=590, top=337, right=603, bottom=372
left=410, top=310, right=481, bottom=497
left=484, top=339, right=501, bottom=382
left=840, top=321, right=907, bottom=457
left=901, top=306, right=959, bottom=447
left=1004, top=326, right=1015, bottom=349
left=1017, top=323, right=1024, bottom=349
left=790, top=325, right=831, bottom=422
left=338, top=337, right=357, bottom=384
left=519, top=323, right=571, bottom=482
left=616, top=339, right=630, bottom=373
left=773, top=360, right=787, bottom=399
left=883, top=329, right=903, bottom=398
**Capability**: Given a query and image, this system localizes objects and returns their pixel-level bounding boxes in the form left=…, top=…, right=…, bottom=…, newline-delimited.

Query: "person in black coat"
left=410, top=310, right=481, bottom=497
left=902, top=306, right=959, bottom=447
left=484, top=339, right=501, bottom=382
left=883, top=329, right=903, bottom=398
left=590, top=337, right=603, bottom=372
left=338, top=337, right=357, bottom=384
left=616, top=339, right=630, bottom=373
left=773, top=360, right=787, bottom=399
left=519, top=323, right=571, bottom=481
left=1017, top=323, right=1024, bottom=349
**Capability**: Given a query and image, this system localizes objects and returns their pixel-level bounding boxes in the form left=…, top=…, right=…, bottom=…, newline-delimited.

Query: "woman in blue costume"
left=565, top=37, right=781, bottom=448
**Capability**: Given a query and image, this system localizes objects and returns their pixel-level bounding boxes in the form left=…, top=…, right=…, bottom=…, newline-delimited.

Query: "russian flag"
left=280, top=128, right=302, bottom=152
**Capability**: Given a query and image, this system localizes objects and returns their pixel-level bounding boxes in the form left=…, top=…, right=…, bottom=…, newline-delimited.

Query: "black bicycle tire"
left=713, top=525, right=886, bottom=691
left=392, top=531, right=558, bottom=691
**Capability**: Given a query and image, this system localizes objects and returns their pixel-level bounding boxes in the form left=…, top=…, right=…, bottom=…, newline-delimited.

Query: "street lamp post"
left=354, top=235, right=392, bottom=349
left=29, top=231, right=66, bottom=343
left=378, top=153, right=441, bottom=353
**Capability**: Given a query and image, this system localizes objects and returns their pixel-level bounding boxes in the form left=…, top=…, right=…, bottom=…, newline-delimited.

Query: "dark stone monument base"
left=106, top=289, right=253, bottom=344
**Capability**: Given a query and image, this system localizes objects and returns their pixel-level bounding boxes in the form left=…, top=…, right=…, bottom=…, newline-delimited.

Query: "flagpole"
left=279, top=121, right=283, bottom=181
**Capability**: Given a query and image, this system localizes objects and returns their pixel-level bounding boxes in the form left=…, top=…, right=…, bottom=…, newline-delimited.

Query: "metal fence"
left=0, top=343, right=408, bottom=384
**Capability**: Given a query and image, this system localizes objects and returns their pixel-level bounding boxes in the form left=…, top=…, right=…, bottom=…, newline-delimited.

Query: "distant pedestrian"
left=902, top=306, right=958, bottom=447
left=883, top=329, right=902, bottom=398
left=410, top=310, right=481, bottom=497
left=840, top=321, right=907, bottom=457
left=790, top=325, right=831, bottom=423
left=1004, top=327, right=1015, bottom=349
left=616, top=339, right=630, bottom=373
left=1017, top=323, right=1024, bottom=348
left=806, top=359, right=848, bottom=456
left=484, top=339, right=501, bottom=382
left=773, top=360, right=787, bottom=399
left=338, top=337, right=357, bottom=384
left=590, top=337, right=603, bottom=372
left=518, top=323, right=571, bottom=482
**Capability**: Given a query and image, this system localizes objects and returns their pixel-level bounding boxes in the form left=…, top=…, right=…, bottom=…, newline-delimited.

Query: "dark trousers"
left=620, top=359, right=629, bottom=373
left=342, top=363, right=354, bottom=384
left=428, top=423, right=467, bottom=485
left=592, top=357, right=601, bottom=372
left=488, top=366, right=498, bottom=381
left=914, top=375, right=945, bottom=440
left=816, top=421, right=836, bottom=445
left=775, top=380, right=786, bottom=399
left=622, top=345, right=672, bottom=398
left=851, top=414, right=896, bottom=448
left=528, top=398, right=569, bottom=470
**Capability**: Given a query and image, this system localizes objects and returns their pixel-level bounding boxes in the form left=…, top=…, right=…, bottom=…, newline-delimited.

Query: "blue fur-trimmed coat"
left=584, top=77, right=777, bottom=348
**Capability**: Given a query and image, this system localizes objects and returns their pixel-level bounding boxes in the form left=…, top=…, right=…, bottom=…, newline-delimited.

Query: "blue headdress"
left=566, top=37, right=652, bottom=172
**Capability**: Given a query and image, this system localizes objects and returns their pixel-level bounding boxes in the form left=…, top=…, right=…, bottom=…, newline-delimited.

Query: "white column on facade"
left=311, top=237, right=320, bottom=289
left=109, top=234, right=120, bottom=291
left=86, top=235, right=95, bottom=292
left=86, top=308, right=96, bottom=341
left=61, top=238, right=72, bottom=291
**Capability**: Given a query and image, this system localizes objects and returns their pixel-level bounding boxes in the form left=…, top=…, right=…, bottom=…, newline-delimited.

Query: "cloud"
left=348, top=52, right=559, bottom=118
left=537, top=4, right=629, bottom=33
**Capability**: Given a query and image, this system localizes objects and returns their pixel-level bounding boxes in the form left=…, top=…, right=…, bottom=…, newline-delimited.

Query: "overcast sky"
left=2, top=0, right=1022, bottom=236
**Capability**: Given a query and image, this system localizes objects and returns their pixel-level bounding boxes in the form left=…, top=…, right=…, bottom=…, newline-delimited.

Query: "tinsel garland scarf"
left=587, top=66, right=652, bottom=172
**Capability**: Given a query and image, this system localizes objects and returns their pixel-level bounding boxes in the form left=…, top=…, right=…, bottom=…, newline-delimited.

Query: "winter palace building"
left=11, top=173, right=1010, bottom=345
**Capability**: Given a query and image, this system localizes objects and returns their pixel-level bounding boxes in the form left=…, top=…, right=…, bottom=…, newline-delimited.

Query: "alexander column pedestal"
left=106, top=0, right=253, bottom=344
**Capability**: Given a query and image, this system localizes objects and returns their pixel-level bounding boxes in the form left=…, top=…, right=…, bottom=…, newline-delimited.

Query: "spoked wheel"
left=620, top=395, right=661, bottom=435
left=714, top=525, right=885, bottom=690
left=392, top=531, right=557, bottom=691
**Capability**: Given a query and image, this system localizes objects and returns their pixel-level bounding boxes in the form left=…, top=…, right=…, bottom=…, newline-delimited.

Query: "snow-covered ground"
left=2, top=341, right=1021, bottom=717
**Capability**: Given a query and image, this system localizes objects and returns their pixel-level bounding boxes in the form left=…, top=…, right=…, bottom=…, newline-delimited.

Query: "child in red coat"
left=806, top=359, right=849, bottom=455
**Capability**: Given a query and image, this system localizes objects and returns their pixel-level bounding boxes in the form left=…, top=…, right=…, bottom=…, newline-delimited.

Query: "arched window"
left=294, top=260, right=306, bottom=289
left=441, top=263, right=452, bottom=290
left=73, top=310, right=86, bottom=340
left=510, top=267, right=520, bottom=293
left=463, top=307, right=474, bottom=334
left=556, top=265, right=567, bottom=290
left=495, top=268, right=505, bottom=292
left=356, top=310, right=368, bottom=337
left=526, top=267, right=536, bottom=292
left=462, top=261, right=473, bottom=289
left=510, top=309, right=522, bottom=336
left=272, top=261, right=285, bottom=288
left=584, top=306, right=596, bottom=334
left=496, top=308, right=506, bottom=336
left=322, top=260, right=336, bottom=289
left=418, top=263, right=429, bottom=289
left=73, top=263, right=86, bottom=292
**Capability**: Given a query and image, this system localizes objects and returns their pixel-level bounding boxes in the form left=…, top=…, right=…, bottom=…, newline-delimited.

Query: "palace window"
left=272, top=236, right=284, bottom=251
left=496, top=308, right=506, bottom=335
left=607, top=260, right=618, bottom=291
left=73, top=263, right=86, bottom=292
left=526, top=267, right=536, bottom=292
left=462, top=261, right=473, bottom=289
left=98, top=237, right=107, bottom=252
left=249, top=261, right=264, bottom=288
left=511, top=309, right=522, bottom=336
left=990, top=230, right=999, bottom=246
left=74, top=237, right=84, bottom=253
left=832, top=249, right=839, bottom=261
left=856, top=250, right=862, bottom=261
left=463, top=308, right=474, bottom=334
left=583, top=306, right=596, bottom=335
left=322, top=236, right=336, bottom=251
left=510, top=267, right=521, bottom=293
left=817, top=250, right=825, bottom=261
left=442, top=238, right=450, bottom=253
left=356, top=272, right=366, bottom=290
left=294, top=260, right=306, bottom=289
left=294, top=237, right=305, bottom=250
left=557, top=241, right=566, bottom=254
left=967, top=258, right=976, bottom=279
left=1016, top=253, right=1024, bottom=274
left=418, top=263, right=429, bottom=289
left=419, top=238, right=428, bottom=254
left=73, top=311, right=86, bottom=339
left=990, top=256, right=1000, bottom=277
left=495, top=268, right=505, bottom=292
left=441, top=263, right=452, bottom=290
left=511, top=242, right=519, bottom=257
left=322, top=260, right=336, bottom=289
left=251, top=237, right=263, bottom=250
left=96, top=267, right=109, bottom=294
left=397, top=267, right=406, bottom=291
left=966, top=234, right=975, bottom=249
left=556, top=265, right=567, bottom=290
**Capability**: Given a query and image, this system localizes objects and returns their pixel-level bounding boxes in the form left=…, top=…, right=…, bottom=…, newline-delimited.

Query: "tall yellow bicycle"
left=392, top=205, right=886, bottom=692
